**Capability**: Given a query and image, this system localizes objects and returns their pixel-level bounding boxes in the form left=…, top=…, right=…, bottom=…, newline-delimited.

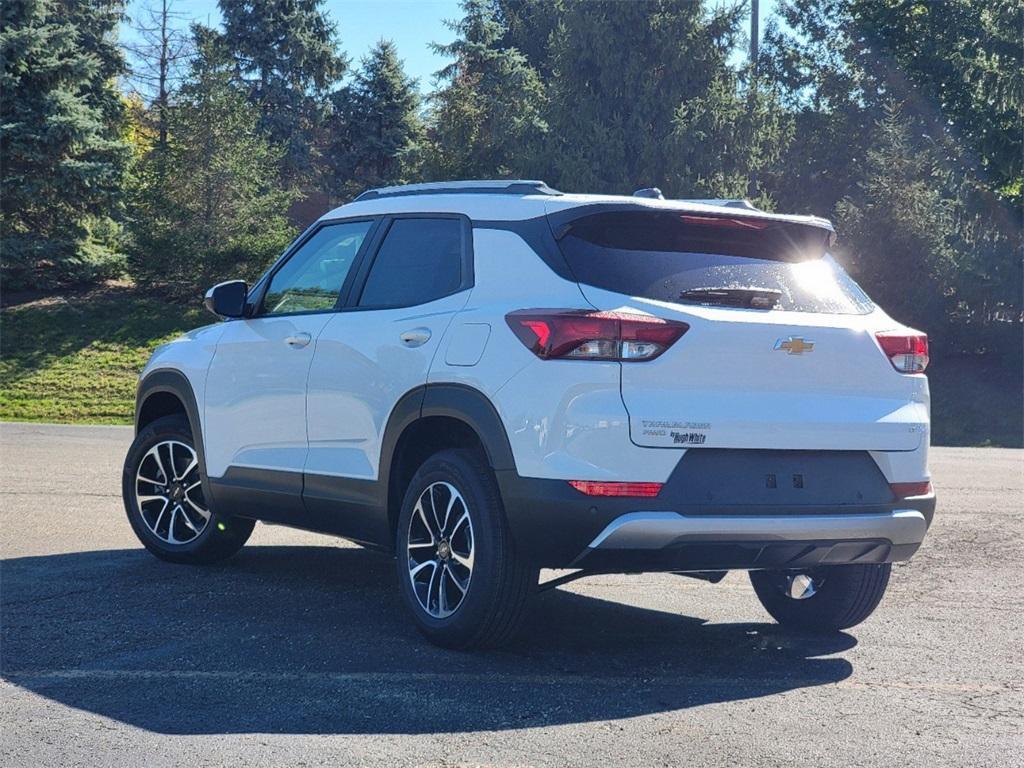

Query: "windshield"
left=556, top=211, right=874, bottom=315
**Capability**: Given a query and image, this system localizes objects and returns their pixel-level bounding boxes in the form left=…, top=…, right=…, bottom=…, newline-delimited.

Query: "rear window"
left=556, top=211, right=874, bottom=315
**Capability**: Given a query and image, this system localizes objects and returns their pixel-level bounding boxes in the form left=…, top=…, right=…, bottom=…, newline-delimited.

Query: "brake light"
left=506, top=310, right=689, bottom=362
left=890, top=481, right=932, bottom=498
left=679, top=214, right=769, bottom=230
left=568, top=480, right=663, bottom=497
left=875, top=330, right=929, bottom=373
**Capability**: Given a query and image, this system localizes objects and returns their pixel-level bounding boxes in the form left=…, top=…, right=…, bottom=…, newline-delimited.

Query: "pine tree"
left=835, top=107, right=956, bottom=333
left=764, top=0, right=1022, bottom=338
left=329, top=40, right=423, bottom=199
left=494, top=0, right=560, bottom=78
left=1, top=0, right=131, bottom=289
left=543, top=0, right=790, bottom=198
left=424, top=0, right=546, bottom=179
left=128, top=29, right=296, bottom=298
left=217, top=0, right=346, bottom=185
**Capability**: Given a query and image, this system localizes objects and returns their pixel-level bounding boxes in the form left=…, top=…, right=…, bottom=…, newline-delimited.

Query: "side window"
left=262, top=220, right=374, bottom=315
left=357, top=218, right=464, bottom=308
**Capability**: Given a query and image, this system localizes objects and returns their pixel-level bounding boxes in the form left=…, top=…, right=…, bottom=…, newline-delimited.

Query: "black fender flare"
left=135, top=369, right=215, bottom=504
left=418, top=383, right=516, bottom=471
left=377, top=383, right=517, bottom=539
left=380, top=382, right=516, bottom=476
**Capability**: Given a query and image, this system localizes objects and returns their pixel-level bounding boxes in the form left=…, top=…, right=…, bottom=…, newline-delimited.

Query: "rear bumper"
left=495, top=466, right=935, bottom=571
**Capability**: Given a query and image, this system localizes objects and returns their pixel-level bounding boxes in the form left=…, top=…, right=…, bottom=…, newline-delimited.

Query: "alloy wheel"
left=134, top=440, right=210, bottom=545
left=406, top=481, right=475, bottom=619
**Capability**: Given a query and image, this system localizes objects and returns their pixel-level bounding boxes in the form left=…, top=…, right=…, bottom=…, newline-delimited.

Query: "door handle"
left=285, top=332, right=312, bottom=348
left=400, top=328, right=432, bottom=347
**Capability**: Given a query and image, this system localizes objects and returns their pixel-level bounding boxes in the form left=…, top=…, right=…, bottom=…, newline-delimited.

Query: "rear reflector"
left=568, top=480, right=663, bottom=498
left=890, top=481, right=932, bottom=498
left=876, top=330, right=929, bottom=373
left=506, top=310, right=688, bottom=362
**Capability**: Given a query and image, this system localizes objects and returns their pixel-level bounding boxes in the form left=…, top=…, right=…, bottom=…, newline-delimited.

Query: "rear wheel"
left=122, top=415, right=254, bottom=564
left=749, top=563, right=892, bottom=631
left=395, top=448, right=537, bottom=649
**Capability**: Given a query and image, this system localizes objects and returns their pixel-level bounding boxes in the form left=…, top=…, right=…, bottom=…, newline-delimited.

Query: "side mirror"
left=204, top=280, right=248, bottom=318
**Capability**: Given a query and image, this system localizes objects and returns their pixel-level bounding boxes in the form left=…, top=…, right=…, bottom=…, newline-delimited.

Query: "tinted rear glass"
left=557, top=211, right=874, bottom=315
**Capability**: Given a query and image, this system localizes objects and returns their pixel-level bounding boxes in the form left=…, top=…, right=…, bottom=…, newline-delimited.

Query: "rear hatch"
left=551, top=207, right=927, bottom=452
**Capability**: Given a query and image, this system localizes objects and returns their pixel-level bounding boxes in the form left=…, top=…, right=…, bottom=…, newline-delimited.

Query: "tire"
left=749, top=563, right=892, bottom=632
left=395, top=448, right=537, bottom=649
left=122, top=414, right=254, bottom=564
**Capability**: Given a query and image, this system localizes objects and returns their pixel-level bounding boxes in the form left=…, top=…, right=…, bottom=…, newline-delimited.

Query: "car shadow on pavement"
left=1, top=545, right=855, bottom=735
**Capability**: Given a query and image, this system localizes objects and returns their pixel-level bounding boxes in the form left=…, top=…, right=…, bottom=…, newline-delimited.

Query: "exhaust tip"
left=787, top=573, right=818, bottom=600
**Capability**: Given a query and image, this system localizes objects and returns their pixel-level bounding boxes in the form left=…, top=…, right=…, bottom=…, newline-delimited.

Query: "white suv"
left=122, top=180, right=935, bottom=648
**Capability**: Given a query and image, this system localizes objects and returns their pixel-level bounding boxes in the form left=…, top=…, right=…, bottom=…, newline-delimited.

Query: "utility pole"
left=750, top=0, right=760, bottom=75
left=747, top=0, right=760, bottom=201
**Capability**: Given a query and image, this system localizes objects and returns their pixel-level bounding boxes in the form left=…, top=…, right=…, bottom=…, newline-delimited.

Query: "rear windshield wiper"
left=677, top=286, right=782, bottom=310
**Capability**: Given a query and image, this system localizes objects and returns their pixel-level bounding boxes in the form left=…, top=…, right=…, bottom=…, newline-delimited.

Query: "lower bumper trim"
left=585, top=509, right=927, bottom=555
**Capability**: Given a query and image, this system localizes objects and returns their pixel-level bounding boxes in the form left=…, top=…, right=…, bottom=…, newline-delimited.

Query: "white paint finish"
left=140, top=190, right=933, bottom=495
left=425, top=227, right=682, bottom=482
left=141, top=321, right=225, bottom=446
left=871, top=445, right=931, bottom=484
left=578, top=285, right=929, bottom=453
left=304, top=292, right=469, bottom=479
left=491, top=358, right=685, bottom=482
left=427, top=228, right=589, bottom=397
left=443, top=323, right=491, bottom=366
left=203, top=315, right=332, bottom=478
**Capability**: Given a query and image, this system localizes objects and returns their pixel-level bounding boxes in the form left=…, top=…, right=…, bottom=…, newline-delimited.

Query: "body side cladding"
left=203, top=383, right=518, bottom=553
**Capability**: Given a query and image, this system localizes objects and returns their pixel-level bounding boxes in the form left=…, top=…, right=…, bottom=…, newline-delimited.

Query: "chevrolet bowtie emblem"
left=774, top=336, right=815, bottom=355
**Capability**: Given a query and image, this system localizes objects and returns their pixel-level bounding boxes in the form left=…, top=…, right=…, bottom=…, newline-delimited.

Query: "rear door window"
left=357, top=217, right=465, bottom=308
left=556, top=211, right=874, bottom=314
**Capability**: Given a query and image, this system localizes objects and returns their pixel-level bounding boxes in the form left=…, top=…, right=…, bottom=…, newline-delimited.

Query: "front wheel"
left=122, top=415, right=254, bottom=564
left=395, top=448, right=537, bottom=649
left=749, top=563, right=892, bottom=632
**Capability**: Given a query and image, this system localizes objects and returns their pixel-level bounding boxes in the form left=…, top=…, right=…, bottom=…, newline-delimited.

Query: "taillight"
left=875, top=330, right=929, bottom=373
left=891, top=481, right=932, bottom=498
left=568, top=480, right=663, bottom=497
left=506, top=310, right=689, bottom=362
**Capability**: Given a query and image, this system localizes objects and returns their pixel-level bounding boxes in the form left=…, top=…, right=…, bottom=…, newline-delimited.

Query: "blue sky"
left=122, top=0, right=773, bottom=93
left=123, top=0, right=463, bottom=91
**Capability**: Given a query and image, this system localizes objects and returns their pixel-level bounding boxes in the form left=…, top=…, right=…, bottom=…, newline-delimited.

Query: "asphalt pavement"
left=1, top=422, right=1021, bottom=767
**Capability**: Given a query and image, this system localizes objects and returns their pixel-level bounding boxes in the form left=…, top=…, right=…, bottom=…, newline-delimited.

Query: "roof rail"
left=683, top=198, right=759, bottom=211
left=354, top=179, right=562, bottom=202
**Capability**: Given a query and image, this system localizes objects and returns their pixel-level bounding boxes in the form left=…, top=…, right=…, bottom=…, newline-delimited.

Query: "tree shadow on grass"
left=1, top=545, right=855, bottom=735
left=0, top=285, right=203, bottom=379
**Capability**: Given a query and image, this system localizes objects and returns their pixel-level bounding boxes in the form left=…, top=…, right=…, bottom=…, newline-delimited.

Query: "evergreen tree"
left=424, top=0, right=546, bottom=179
left=218, top=0, right=346, bottom=185
left=835, top=107, right=956, bottom=333
left=1, top=0, right=131, bottom=289
left=543, top=0, right=789, bottom=198
left=329, top=40, right=422, bottom=199
left=763, top=0, right=1022, bottom=340
left=494, top=0, right=560, bottom=78
left=128, top=28, right=296, bottom=299
left=759, top=0, right=880, bottom=215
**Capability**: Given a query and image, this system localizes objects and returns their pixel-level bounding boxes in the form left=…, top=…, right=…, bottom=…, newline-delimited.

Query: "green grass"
left=2, top=285, right=1020, bottom=446
left=1, top=285, right=205, bottom=424
left=929, top=352, right=1023, bottom=448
